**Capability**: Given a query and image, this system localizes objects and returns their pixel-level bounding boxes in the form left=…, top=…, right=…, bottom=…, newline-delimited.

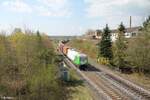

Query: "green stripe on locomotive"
left=73, top=55, right=80, bottom=65
left=73, top=54, right=88, bottom=66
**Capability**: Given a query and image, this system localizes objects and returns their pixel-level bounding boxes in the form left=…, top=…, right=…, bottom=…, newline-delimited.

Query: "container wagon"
left=58, top=42, right=64, bottom=53
left=63, top=46, right=69, bottom=55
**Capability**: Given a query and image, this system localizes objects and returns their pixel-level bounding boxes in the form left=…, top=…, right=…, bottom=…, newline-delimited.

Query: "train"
left=58, top=41, right=88, bottom=69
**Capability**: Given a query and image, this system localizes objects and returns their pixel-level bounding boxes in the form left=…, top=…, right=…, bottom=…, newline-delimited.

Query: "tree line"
left=98, top=16, right=150, bottom=74
left=0, top=29, right=66, bottom=99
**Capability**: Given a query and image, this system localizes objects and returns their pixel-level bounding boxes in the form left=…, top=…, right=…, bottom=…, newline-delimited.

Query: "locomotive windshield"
left=80, top=56, right=88, bottom=64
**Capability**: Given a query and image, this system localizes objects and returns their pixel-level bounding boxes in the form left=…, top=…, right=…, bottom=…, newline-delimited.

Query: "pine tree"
left=99, top=24, right=112, bottom=60
left=143, top=16, right=150, bottom=29
left=113, top=22, right=126, bottom=69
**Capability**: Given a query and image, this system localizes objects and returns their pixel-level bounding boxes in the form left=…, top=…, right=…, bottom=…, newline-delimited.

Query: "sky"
left=0, top=0, right=150, bottom=36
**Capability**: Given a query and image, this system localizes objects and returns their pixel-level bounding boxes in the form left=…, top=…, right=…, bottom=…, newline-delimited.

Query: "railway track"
left=61, top=53, right=150, bottom=100
left=88, top=58, right=150, bottom=100
left=83, top=71, right=128, bottom=100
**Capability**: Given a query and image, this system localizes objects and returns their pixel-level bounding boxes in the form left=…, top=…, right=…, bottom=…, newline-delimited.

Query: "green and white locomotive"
left=59, top=42, right=88, bottom=69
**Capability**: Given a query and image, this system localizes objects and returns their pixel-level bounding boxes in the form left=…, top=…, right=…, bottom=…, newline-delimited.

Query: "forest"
left=0, top=29, right=66, bottom=99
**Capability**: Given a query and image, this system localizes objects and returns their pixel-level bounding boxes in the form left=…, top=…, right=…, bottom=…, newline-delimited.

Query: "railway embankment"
left=68, top=39, right=150, bottom=91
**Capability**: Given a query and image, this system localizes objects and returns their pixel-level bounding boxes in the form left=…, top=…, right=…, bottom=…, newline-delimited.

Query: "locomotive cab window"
left=80, top=56, right=88, bottom=64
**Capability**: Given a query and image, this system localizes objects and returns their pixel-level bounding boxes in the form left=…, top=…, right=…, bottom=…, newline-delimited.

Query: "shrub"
left=97, top=57, right=110, bottom=65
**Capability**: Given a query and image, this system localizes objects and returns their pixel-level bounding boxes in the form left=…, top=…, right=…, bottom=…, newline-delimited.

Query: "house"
left=94, top=30, right=102, bottom=39
left=83, top=26, right=141, bottom=41
left=83, top=29, right=95, bottom=39
left=83, top=29, right=102, bottom=39
left=111, top=26, right=141, bottom=42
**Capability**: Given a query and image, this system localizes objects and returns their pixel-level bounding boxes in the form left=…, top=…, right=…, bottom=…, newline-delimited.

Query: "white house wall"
left=110, top=32, right=137, bottom=42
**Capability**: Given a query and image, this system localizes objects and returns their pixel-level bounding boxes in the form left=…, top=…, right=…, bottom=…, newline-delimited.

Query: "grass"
left=69, top=86, right=93, bottom=100
left=117, top=72, right=150, bottom=90
left=68, top=39, right=98, bottom=60
left=52, top=39, right=94, bottom=100
left=66, top=69, right=93, bottom=100
left=68, top=38, right=150, bottom=91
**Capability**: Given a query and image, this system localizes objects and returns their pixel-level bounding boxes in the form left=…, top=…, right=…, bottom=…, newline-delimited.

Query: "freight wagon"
left=59, top=42, right=88, bottom=69
left=58, top=42, right=64, bottom=52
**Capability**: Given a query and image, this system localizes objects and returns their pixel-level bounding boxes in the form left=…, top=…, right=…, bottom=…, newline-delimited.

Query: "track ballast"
left=62, top=53, right=150, bottom=100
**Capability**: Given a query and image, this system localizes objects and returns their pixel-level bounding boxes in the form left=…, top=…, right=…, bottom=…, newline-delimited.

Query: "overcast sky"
left=0, top=0, right=150, bottom=36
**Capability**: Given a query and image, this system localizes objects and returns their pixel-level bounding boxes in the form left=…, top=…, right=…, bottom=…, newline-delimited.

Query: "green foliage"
left=97, top=57, right=110, bottom=65
left=143, top=16, right=150, bottom=28
left=113, top=22, right=127, bottom=68
left=26, top=65, right=62, bottom=100
left=126, top=17, right=150, bottom=73
left=0, top=29, right=65, bottom=99
left=99, top=24, right=112, bottom=60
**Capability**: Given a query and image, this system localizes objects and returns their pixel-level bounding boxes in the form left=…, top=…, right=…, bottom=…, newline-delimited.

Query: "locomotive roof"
left=79, top=53, right=87, bottom=57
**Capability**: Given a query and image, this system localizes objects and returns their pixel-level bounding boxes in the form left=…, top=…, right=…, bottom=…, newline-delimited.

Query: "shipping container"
left=63, top=46, right=70, bottom=55
left=59, top=42, right=64, bottom=53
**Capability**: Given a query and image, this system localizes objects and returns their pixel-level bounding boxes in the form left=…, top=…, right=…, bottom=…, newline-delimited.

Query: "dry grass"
left=52, top=40, right=94, bottom=100
left=68, top=86, right=93, bottom=100
left=117, top=72, right=150, bottom=90
left=68, top=39, right=150, bottom=91
left=67, top=69, right=94, bottom=100
left=68, top=39, right=98, bottom=60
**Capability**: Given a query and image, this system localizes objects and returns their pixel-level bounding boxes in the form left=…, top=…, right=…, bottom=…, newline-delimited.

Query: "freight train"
left=58, top=41, right=88, bottom=69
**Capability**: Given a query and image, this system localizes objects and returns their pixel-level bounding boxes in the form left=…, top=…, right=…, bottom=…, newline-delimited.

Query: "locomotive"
left=58, top=42, right=88, bottom=69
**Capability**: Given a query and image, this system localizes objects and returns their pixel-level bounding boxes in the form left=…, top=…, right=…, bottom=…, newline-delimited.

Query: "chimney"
left=130, top=16, right=132, bottom=28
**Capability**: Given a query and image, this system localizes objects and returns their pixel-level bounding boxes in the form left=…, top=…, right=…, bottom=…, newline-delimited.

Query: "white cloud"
left=84, top=0, right=150, bottom=18
left=1, top=0, right=71, bottom=17
left=2, top=0, right=32, bottom=13
left=34, top=5, right=71, bottom=17
left=39, top=0, right=67, bottom=9
left=84, top=0, right=150, bottom=28
left=36, top=0, right=71, bottom=17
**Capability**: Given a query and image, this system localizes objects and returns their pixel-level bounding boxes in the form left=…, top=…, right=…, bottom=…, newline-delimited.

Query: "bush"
left=112, top=23, right=127, bottom=69
left=125, top=16, right=150, bottom=74
left=97, top=57, right=110, bottom=65
left=0, top=29, right=65, bottom=99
